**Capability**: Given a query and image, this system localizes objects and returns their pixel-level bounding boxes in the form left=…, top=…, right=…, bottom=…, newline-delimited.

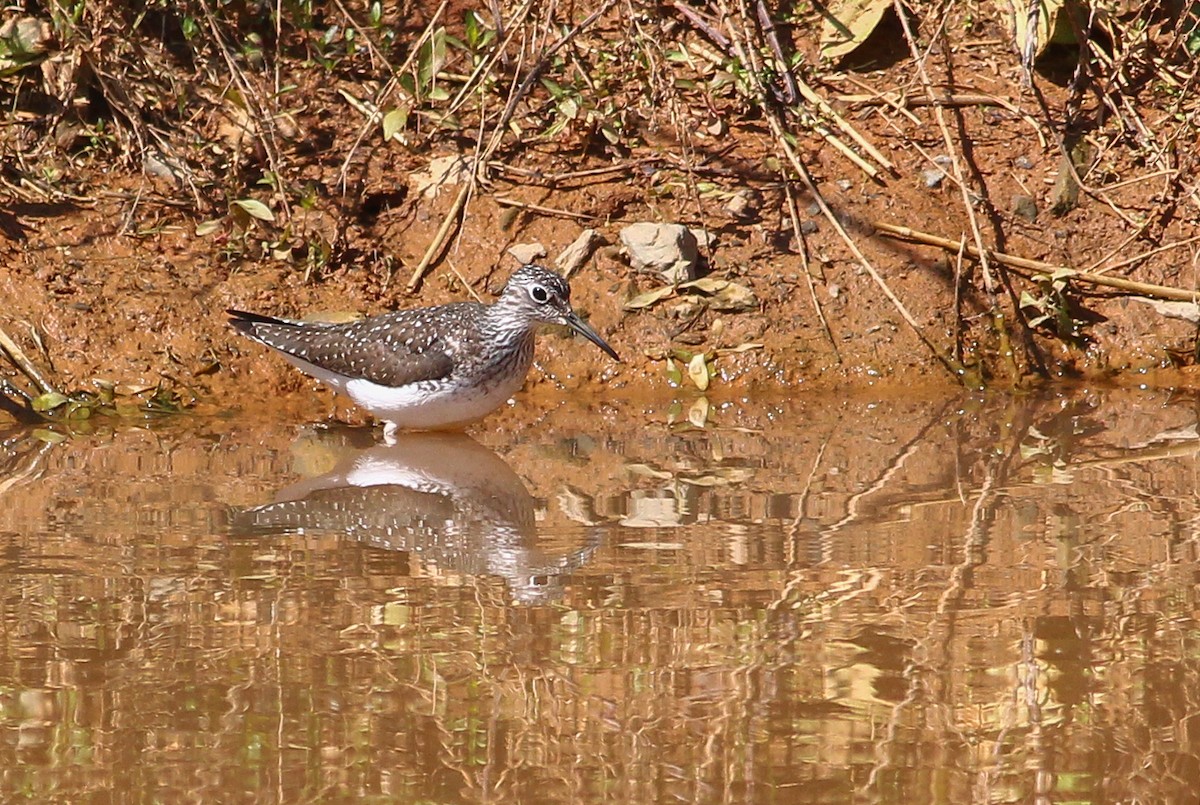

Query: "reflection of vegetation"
left=2, top=392, right=1200, bottom=799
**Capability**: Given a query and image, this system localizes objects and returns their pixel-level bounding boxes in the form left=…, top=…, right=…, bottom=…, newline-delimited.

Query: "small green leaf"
left=382, top=106, right=408, bottom=141
left=665, top=357, right=682, bottom=387
left=32, top=428, right=66, bottom=443
left=32, top=391, right=68, bottom=413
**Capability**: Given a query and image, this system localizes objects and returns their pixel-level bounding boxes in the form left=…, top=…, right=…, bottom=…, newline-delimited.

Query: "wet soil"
left=2, top=3, right=1199, bottom=426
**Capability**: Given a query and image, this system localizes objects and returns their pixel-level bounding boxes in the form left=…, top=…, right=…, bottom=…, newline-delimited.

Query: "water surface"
left=1, top=388, right=1198, bottom=803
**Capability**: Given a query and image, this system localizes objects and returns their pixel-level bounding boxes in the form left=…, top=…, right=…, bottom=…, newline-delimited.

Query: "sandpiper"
left=228, top=265, right=619, bottom=438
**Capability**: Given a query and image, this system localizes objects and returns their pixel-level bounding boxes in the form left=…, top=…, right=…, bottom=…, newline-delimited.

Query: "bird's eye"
left=529, top=285, right=550, bottom=304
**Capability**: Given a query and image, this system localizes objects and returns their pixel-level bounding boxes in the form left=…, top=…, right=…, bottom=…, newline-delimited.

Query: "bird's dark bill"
left=563, top=312, right=620, bottom=361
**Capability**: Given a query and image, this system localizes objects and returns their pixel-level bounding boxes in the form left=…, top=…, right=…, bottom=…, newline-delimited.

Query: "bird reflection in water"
left=231, top=429, right=601, bottom=604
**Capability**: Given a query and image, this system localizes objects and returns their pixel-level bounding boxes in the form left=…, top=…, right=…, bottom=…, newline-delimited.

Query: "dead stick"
left=494, top=196, right=596, bottom=221
left=874, top=222, right=1200, bottom=302
left=795, top=79, right=895, bottom=173
left=406, top=182, right=471, bottom=293
left=0, top=325, right=57, bottom=396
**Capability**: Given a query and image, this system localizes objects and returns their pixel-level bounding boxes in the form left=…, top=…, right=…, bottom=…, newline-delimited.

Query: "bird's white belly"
left=345, top=372, right=527, bottom=429
left=280, top=352, right=530, bottom=430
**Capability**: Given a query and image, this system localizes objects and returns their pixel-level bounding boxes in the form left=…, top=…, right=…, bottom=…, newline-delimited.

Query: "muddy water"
left=1, top=387, right=1199, bottom=803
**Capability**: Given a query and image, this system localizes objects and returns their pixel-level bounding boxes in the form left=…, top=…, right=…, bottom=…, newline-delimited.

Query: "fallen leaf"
left=716, top=343, right=764, bottom=356
left=195, top=219, right=223, bottom=236
left=711, top=282, right=758, bottom=312
left=820, top=0, right=894, bottom=61
left=623, top=285, right=676, bottom=310
left=679, top=277, right=728, bottom=293
left=231, top=198, right=275, bottom=222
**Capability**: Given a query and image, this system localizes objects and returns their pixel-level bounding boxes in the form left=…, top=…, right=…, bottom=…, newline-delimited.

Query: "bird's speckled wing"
left=228, top=305, right=477, bottom=388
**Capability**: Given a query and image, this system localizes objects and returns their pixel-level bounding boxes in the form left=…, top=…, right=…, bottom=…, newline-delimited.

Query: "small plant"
left=1019, top=270, right=1085, bottom=344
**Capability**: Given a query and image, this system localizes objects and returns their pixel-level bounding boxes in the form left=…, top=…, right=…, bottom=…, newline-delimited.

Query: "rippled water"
left=1, top=387, right=1199, bottom=803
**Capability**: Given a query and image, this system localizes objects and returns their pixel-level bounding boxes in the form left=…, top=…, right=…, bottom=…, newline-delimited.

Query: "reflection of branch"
left=816, top=397, right=960, bottom=545
left=0, top=436, right=55, bottom=496
left=0, top=379, right=38, bottom=422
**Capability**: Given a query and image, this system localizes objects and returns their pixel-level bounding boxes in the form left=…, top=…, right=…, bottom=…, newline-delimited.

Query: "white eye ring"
left=529, top=285, right=550, bottom=304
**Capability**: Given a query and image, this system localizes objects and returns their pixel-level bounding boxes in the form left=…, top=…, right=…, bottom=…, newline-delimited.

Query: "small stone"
left=836, top=179, right=852, bottom=191
left=508, top=242, right=547, bottom=264
left=800, top=219, right=818, bottom=235
left=921, top=168, right=946, bottom=188
left=828, top=284, right=841, bottom=299
left=1014, top=155, right=1034, bottom=169
left=1011, top=194, right=1038, bottom=221
left=921, top=155, right=953, bottom=189
left=555, top=229, right=603, bottom=277
left=725, top=194, right=750, bottom=218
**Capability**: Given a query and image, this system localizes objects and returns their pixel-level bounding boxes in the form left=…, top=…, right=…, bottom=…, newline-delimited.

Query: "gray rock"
left=619, top=222, right=699, bottom=283
left=508, top=242, right=547, bottom=264
left=1130, top=297, right=1200, bottom=323
left=555, top=229, right=603, bottom=277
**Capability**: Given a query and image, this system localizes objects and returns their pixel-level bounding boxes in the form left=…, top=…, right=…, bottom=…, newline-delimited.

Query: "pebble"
left=507, top=242, right=547, bottom=264
left=1011, top=194, right=1038, bottom=221
left=555, top=229, right=603, bottom=277
left=921, top=155, right=953, bottom=189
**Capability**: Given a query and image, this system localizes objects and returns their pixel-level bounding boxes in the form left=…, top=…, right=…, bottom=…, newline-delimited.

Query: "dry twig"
left=874, top=222, right=1200, bottom=303
left=0, top=325, right=57, bottom=396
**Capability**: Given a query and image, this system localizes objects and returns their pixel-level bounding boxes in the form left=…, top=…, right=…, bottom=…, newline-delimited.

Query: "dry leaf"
left=623, top=285, right=675, bottom=310
left=820, top=0, right=893, bottom=61
left=711, top=282, right=758, bottom=312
